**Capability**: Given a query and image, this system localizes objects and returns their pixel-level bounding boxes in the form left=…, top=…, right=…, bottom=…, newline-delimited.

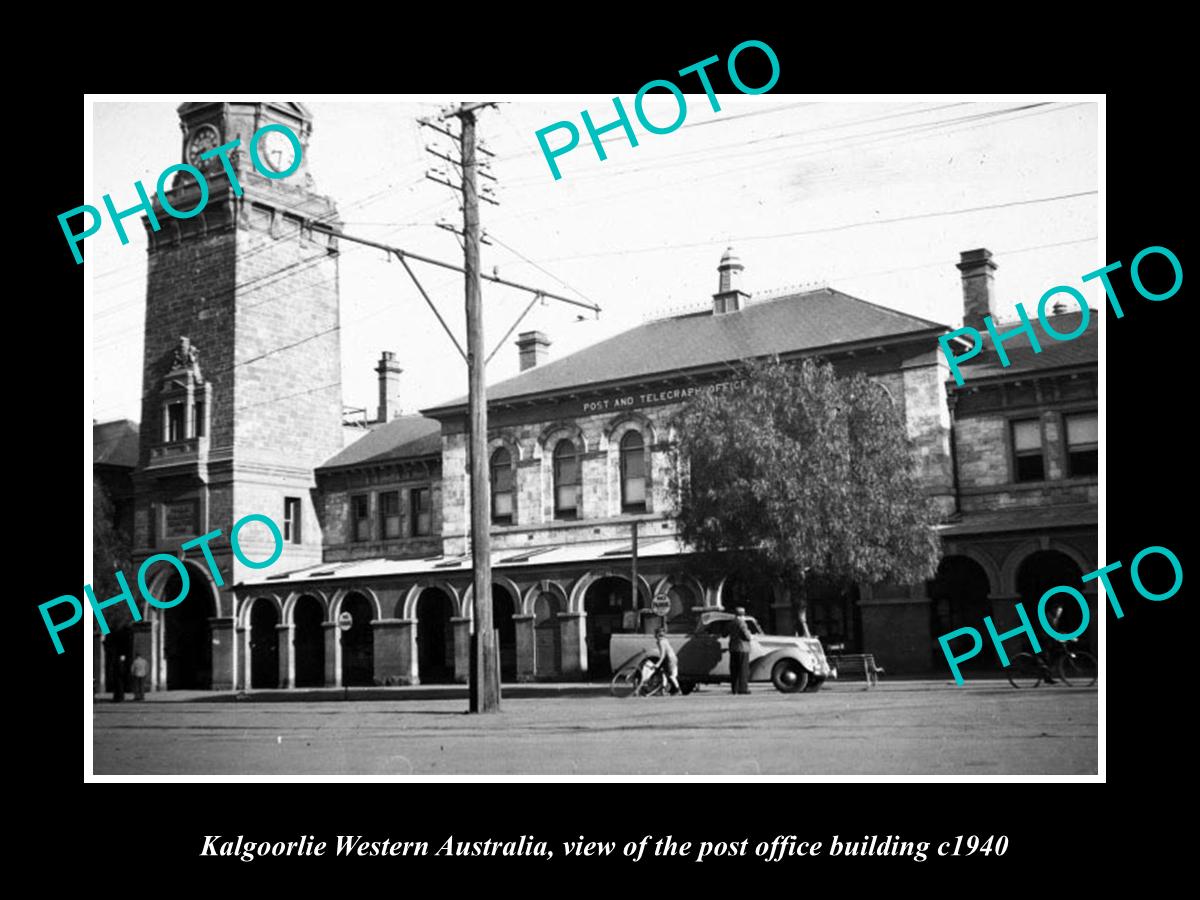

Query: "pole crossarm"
left=419, top=116, right=496, bottom=157
left=306, top=221, right=601, bottom=315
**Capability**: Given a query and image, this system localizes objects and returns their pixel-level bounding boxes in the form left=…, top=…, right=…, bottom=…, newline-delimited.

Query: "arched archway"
left=249, top=599, right=280, bottom=689
left=649, top=576, right=703, bottom=634
left=532, top=591, right=563, bottom=679
left=719, top=570, right=776, bottom=633
left=463, top=579, right=520, bottom=682
left=340, top=592, right=375, bottom=686
left=1017, top=550, right=1087, bottom=647
left=293, top=594, right=325, bottom=687
left=927, top=556, right=994, bottom=670
left=492, top=584, right=518, bottom=682
left=417, top=587, right=455, bottom=683
left=155, top=563, right=218, bottom=690
left=583, top=575, right=641, bottom=678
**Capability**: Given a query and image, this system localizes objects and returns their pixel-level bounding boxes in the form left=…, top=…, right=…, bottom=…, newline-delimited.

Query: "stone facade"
left=107, top=105, right=1098, bottom=693
left=127, top=103, right=344, bottom=692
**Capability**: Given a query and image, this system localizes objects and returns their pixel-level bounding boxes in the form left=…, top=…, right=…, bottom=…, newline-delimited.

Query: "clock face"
left=260, top=129, right=297, bottom=173
left=186, top=124, right=220, bottom=167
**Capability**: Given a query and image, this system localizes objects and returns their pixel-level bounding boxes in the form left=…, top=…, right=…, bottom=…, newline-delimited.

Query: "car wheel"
left=804, top=677, right=826, bottom=692
left=679, top=679, right=696, bottom=695
left=772, top=660, right=809, bottom=694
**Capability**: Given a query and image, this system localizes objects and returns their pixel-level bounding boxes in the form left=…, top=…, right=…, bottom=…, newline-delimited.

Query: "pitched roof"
left=425, top=288, right=946, bottom=412
left=93, top=419, right=139, bottom=468
left=318, top=415, right=441, bottom=470
left=954, top=310, right=1097, bottom=381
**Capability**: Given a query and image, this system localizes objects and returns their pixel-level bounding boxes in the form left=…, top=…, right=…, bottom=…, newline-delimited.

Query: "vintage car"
left=608, top=611, right=833, bottom=694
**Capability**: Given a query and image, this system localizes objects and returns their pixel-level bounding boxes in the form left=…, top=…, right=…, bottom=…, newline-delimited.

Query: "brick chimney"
left=375, top=351, right=403, bottom=422
left=516, top=331, right=551, bottom=371
left=957, top=248, right=998, bottom=330
left=713, top=246, right=750, bottom=314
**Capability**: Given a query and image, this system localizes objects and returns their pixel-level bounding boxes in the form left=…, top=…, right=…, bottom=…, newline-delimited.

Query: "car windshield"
left=745, top=618, right=763, bottom=634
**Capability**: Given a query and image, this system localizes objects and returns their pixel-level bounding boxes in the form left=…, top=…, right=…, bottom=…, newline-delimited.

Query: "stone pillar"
left=210, top=617, right=236, bottom=691
left=451, top=617, right=471, bottom=684
left=236, top=625, right=249, bottom=690
left=323, top=622, right=342, bottom=688
left=559, top=611, right=586, bottom=680
left=856, top=583, right=931, bottom=674
left=132, top=621, right=154, bottom=691
left=373, top=619, right=411, bottom=685
left=276, top=624, right=294, bottom=689
left=513, top=614, right=535, bottom=682
left=397, top=619, right=418, bottom=684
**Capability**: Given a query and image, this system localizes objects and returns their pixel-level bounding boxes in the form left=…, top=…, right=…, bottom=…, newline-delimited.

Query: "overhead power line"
left=505, top=189, right=1099, bottom=265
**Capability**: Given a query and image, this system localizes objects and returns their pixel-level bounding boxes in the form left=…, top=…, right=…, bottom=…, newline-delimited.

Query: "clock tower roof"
left=177, top=101, right=313, bottom=121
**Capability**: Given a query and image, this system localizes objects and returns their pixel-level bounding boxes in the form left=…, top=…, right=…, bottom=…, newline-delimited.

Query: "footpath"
left=93, top=673, right=1021, bottom=704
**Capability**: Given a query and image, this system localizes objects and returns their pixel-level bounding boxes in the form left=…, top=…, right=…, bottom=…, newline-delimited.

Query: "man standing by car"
left=730, top=608, right=755, bottom=694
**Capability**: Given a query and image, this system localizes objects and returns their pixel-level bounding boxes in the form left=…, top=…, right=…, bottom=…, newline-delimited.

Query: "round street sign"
left=338, top=611, right=353, bottom=632
left=651, top=596, right=671, bottom=616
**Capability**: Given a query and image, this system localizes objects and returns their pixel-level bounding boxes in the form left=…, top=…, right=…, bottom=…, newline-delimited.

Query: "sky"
left=88, top=97, right=1099, bottom=425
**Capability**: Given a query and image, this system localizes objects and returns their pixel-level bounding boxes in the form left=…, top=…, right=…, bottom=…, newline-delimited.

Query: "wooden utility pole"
left=456, top=104, right=500, bottom=713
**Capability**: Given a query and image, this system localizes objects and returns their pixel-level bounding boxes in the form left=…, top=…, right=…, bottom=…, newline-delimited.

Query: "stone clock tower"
left=130, top=102, right=343, bottom=691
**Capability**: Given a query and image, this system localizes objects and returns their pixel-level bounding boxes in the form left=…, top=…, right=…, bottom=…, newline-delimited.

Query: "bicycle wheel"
left=610, top=667, right=640, bottom=698
left=1057, top=650, right=1097, bottom=687
left=1006, top=653, right=1043, bottom=688
left=638, top=668, right=666, bottom=697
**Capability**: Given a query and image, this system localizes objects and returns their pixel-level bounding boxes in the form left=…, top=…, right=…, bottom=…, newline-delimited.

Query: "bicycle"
left=610, top=657, right=667, bottom=697
left=1007, top=639, right=1097, bottom=688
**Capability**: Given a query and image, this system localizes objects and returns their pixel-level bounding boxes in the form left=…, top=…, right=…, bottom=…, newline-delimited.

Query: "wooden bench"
left=829, top=652, right=884, bottom=688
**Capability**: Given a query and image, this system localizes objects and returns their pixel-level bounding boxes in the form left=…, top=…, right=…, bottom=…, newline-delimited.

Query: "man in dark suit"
left=729, top=608, right=755, bottom=695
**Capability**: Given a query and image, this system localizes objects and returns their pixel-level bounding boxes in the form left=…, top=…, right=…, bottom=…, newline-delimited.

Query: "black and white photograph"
left=84, top=94, right=1102, bottom=777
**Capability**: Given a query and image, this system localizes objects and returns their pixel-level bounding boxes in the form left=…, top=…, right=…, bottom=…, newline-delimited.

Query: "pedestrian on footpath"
left=730, top=608, right=755, bottom=695
left=131, top=654, right=149, bottom=701
left=112, top=654, right=127, bottom=703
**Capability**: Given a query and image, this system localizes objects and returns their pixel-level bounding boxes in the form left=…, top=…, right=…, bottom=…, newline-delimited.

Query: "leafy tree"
left=670, top=356, right=941, bottom=636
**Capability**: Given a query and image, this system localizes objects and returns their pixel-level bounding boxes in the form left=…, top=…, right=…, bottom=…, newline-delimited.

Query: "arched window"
left=620, top=431, right=646, bottom=511
left=553, top=439, right=580, bottom=519
left=491, top=447, right=514, bottom=525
